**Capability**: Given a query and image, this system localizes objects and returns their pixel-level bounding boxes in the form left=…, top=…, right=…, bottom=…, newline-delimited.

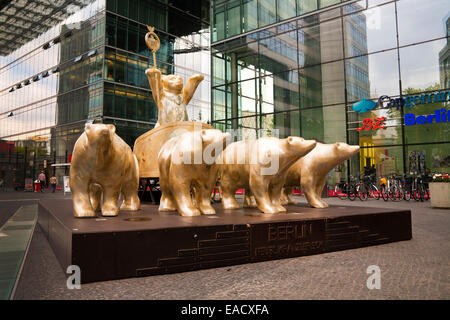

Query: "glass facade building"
left=211, top=0, right=450, bottom=185
left=0, top=0, right=210, bottom=189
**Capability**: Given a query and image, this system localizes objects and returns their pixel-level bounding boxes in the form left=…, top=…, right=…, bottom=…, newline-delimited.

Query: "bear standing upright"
left=218, top=137, right=317, bottom=214
left=282, top=142, right=360, bottom=208
left=158, top=128, right=230, bottom=217
left=70, top=123, right=140, bottom=218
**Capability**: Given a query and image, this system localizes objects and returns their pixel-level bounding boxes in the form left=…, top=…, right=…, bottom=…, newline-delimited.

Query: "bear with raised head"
left=146, top=68, right=204, bottom=127
left=158, top=128, right=230, bottom=217
left=218, top=137, right=317, bottom=214
left=70, top=123, right=140, bottom=218
left=282, top=142, right=360, bottom=208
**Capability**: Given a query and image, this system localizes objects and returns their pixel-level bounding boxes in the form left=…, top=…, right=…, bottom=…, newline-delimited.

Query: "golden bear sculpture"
left=218, top=137, right=317, bottom=214
left=158, top=128, right=230, bottom=216
left=146, top=67, right=204, bottom=127
left=282, top=142, right=360, bottom=208
left=70, top=123, right=140, bottom=218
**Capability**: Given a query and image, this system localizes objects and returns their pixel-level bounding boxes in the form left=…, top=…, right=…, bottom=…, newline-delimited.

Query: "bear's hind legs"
left=269, top=182, right=287, bottom=213
left=281, top=187, right=297, bottom=205
left=72, top=179, right=96, bottom=218
left=101, top=187, right=121, bottom=217
left=221, top=191, right=240, bottom=210
left=159, top=192, right=177, bottom=212
left=243, top=193, right=257, bottom=208
left=89, top=183, right=102, bottom=213
left=194, top=185, right=216, bottom=215
left=303, top=184, right=329, bottom=208
left=120, top=188, right=141, bottom=211
left=251, top=188, right=280, bottom=214
left=175, top=184, right=201, bottom=217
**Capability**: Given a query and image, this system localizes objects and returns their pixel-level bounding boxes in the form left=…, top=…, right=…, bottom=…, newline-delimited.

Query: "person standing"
left=38, top=171, right=46, bottom=192
left=50, top=175, right=57, bottom=193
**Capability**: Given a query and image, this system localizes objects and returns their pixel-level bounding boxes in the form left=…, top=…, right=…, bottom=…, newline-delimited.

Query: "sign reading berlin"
left=352, top=90, right=450, bottom=130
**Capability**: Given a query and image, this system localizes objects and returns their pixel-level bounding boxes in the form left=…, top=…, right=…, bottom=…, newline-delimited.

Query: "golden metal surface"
left=158, top=129, right=230, bottom=216
left=134, top=121, right=214, bottom=178
left=144, top=27, right=204, bottom=127
left=218, top=137, right=317, bottom=214
left=70, top=124, right=140, bottom=218
left=282, top=142, right=360, bottom=208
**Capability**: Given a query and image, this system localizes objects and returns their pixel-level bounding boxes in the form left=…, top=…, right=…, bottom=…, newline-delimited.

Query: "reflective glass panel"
left=397, top=0, right=450, bottom=46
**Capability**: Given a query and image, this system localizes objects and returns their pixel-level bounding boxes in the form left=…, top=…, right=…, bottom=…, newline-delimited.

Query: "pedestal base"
left=38, top=199, right=412, bottom=283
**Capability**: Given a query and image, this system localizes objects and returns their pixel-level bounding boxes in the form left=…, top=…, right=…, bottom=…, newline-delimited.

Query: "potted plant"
left=429, top=173, right=450, bottom=208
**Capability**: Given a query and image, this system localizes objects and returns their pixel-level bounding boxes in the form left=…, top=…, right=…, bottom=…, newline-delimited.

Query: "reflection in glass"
left=297, top=0, right=318, bottom=15
left=226, top=0, right=241, bottom=37
left=406, top=144, right=450, bottom=175
left=346, top=49, right=399, bottom=102
left=277, top=0, right=296, bottom=22
left=301, top=105, right=346, bottom=143
left=353, top=146, right=404, bottom=180
left=344, top=2, right=396, bottom=56
left=400, top=39, right=448, bottom=92
left=258, top=0, right=276, bottom=28
left=242, top=0, right=258, bottom=32
left=397, top=0, right=450, bottom=46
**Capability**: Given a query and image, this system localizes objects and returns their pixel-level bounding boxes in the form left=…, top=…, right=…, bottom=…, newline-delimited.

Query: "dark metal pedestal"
left=38, top=199, right=412, bottom=283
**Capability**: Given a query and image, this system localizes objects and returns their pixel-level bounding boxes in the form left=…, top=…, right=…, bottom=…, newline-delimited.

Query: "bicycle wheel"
left=348, top=184, right=357, bottom=201
left=397, top=186, right=404, bottom=201
left=425, top=189, right=430, bottom=201
left=412, top=188, right=420, bottom=201
left=381, top=185, right=389, bottom=201
left=370, top=185, right=380, bottom=200
left=418, top=184, right=426, bottom=202
left=335, top=183, right=348, bottom=200
left=391, top=186, right=401, bottom=201
left=403, top=187, right=411, bottom=201
left=357, top=183, right=368, bottom=201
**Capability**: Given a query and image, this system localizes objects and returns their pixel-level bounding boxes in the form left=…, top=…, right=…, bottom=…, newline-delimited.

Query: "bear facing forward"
left=70, top=124, right=140, bottom=218
left=282, top=142, right=360, bottom=208
left=218, top=137, right=317, bottom=214
left=158, top=128, right=230, bottom=217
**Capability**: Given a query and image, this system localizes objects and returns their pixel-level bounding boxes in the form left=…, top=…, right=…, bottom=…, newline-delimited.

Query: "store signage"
left=352, top=99, right=377, bottom=113
left=352, top=90, right=450, bottom=130
left=405, top=108, right=450, bottom=125
left=352, top=90, right=450, bottom=114
left=357, top=117, right=386, bottom=131
left=379, top=90, right=450, bottom=110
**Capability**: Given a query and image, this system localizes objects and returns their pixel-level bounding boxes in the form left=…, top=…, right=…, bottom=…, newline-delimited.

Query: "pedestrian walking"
left=50, top=175, right=57, bottom=193
left=38, top=171, right=46, bottom=192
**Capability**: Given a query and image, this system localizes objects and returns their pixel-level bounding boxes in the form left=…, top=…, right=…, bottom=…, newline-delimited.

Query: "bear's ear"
left=106, top=124, right=116, bottom=134
left=85, top=123, right=92, bottom=133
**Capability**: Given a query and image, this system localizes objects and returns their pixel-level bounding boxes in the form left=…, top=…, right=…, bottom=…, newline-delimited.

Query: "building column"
left=230, top=52, right=239, bottom=139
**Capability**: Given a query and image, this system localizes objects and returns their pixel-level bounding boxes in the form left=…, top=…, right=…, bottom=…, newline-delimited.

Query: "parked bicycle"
left=381, top=174, right=404, bottom=201
left=334, top=176, right=358, bottom=201
left=410, top=174, right=430, bottom=202
left=356, top=173, right=380, bottom=201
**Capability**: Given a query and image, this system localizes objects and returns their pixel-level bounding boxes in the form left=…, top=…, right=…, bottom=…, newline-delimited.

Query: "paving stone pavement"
left=7, top=193, right=450, bottom=300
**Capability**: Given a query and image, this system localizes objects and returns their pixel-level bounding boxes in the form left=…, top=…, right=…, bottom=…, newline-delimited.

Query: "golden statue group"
left=69, top=27, right=360, bottom=218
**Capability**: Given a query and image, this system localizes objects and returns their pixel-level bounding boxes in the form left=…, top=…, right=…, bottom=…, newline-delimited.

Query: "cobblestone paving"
left=10, top=194, right=450, bottom=300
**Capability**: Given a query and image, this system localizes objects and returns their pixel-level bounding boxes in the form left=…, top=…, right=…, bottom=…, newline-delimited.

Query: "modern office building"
left=0, top=0, right=210, bottom=188
left=210, top=0, right=450, bottom=185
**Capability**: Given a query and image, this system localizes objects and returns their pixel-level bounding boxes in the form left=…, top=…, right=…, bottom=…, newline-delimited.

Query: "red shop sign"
left=357, top=117, right=386, bottom=131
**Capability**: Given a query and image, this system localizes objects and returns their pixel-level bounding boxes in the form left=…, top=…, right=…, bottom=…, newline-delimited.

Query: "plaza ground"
left=0, top=190, right=448, bottom=300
